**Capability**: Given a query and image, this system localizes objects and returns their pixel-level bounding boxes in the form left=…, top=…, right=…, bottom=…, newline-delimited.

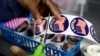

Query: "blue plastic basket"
left=0, top=23, right=83, bottom=56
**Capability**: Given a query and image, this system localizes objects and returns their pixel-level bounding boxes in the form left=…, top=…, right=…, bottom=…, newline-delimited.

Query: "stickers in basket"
left=70, top=17, right=89, bottom=36
left=49, top=15, right=69, bottom=33
left=90, top=26, right=99, bottom=42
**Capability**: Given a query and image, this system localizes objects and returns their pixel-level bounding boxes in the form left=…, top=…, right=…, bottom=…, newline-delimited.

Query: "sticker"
left=49, top=15, right=69, bottom=33
left=90, top=26, right=99, bottom=42
left=70, top=17, right=89, bottom=36
left=35, top=19, right=47, bottom=35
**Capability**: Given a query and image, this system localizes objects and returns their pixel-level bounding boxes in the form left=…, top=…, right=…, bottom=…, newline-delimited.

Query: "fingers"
left=46, top=0, right=61, bottom=20
left=18, top=0, right=41, bottom=21
left=10, top=46, right=28, bottom=56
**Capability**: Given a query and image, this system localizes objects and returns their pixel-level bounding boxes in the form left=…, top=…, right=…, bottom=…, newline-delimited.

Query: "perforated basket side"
left=0, top=26, right=83, bottom=56
left=0, top=27, right=40, bottom=52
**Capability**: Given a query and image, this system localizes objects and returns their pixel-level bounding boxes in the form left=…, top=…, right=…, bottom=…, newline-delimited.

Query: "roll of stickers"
left=4, top=17, right=29, bottom=30
left=80, top=38, right=100, bottom=56
left=4, top=17, right=31, bottom=36
left=37, top=14, right=99, bottom=43
left=86, top=45, right=100, bottom=56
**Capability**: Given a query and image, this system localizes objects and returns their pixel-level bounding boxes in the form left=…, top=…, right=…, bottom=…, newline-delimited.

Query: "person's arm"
left=45, top=0, right=61, bottom=20
left=18, top=0, right=42, bottom=24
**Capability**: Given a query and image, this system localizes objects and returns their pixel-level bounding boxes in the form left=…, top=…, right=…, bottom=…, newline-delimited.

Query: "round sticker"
left=70, top=17, right=89, bottom=36
left=35, top=19, right=47, bottom=35
left=90, top=26, right=99, bottom=42
left=49, top=15, right=69, bottom=33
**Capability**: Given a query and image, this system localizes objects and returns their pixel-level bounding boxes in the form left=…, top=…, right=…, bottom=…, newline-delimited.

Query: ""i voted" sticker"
left=49, top=15, right=69, bottom=33
left=70, top=17, right=89, bottom=36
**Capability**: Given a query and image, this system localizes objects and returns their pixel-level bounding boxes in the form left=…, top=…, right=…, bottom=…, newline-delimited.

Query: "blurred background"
left=54, top=0, right=100, bottom=40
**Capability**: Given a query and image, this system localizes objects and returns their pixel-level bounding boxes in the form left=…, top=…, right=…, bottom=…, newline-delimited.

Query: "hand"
left=54, top=17, right=66, bottom=31
left=10, top=45, right=28, bottom=56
